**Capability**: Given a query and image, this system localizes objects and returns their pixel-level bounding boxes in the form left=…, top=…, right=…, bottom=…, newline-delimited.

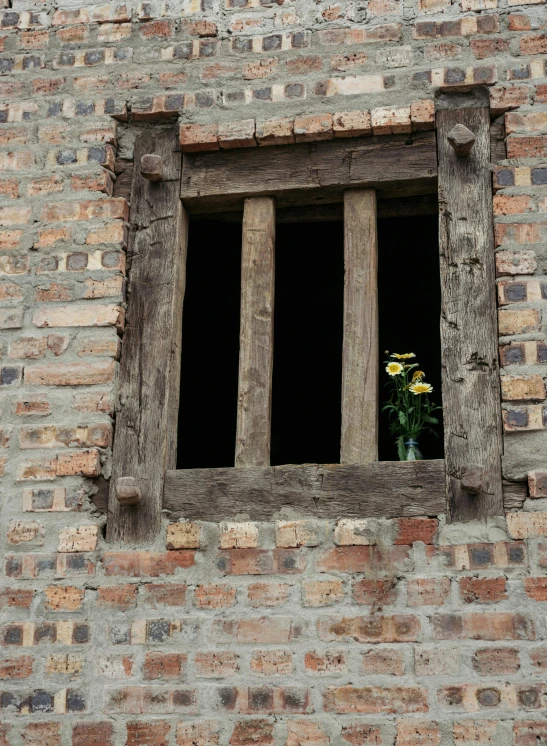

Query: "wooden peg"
left=115, top=476, right=142, bottom=506
left=461, top=464, right=483, bottom=495
left=140, top=153, right=163, bottom=182
left=447, top=123, right=476, bottom=157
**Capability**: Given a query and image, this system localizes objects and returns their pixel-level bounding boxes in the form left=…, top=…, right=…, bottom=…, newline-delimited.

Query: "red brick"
left=294, top=113, right=333, bottom=142
left=22, top=724, right=61, bottom=746
left=44, top=585, right=84, bottom=611
left=352, top=579, right=397, bottom=607
left=180, top=123, right=219, bottom=152
left=219, top=549, right=306, bottom=575
left=341, top=724, right=381, bottom=746
left=507, top=136, right=547, bottom=158
left=72, top=723, right=113, bottom=746
left=524, top=577, right=547, bottom=601
left=407, top=578, right=450, bottom=606
left=248, top=583, right=290, bottom=607
left=529, top=471, right=547, bottom=498
left=126, top=722, right=170, bottom=746
left=195, top=651, right=239, bottom=677
left=56, top=450, right=101, bottom=477
left=0, top=655, right=34, bottom=679
left=395, top=518, right=438, bottom=545
left=459, top=577, right=507, bottom=603
left=324, top=685, right=428, bottom=714
left=218, top=686, right=311, bottom=714
left=213, top=617, right=301, bottom=644
left=362, top=648, right=404, bottom=675
left=514, top=721, right=547, bottom=746
left=230, top=720, right=273, bottom=746
left=318, top=615, right=420, bottom=642
left=499, top=309, right=541, bottom=336
left=493, top=194, right=534, bottom=216
left=452, top=721, right=497, bottom=744
left=0, top=589, right=34, bottom=608
left=144, top=652, right=187, bottom=680
left=144, top=583, right=187, bottom=607
left=396, top=720, right=440, bottom=746
left=286, top=721, right=328, bottom=746
left=25, top=360, right=116, bottom=386
left=432, top=613, right=535, bottom=640
left=472, top=647, right=520, bottom=674
left=0, top=726, right=9, bottom=746
left=194, top=584, right=237, bottom=608
left=530, top=647, right=547, bottom=671
left=97, top=585, right=138, bottom=610
left=304, top=650, right=346, bottom=675
left=303, top=580, right=344, bottom=606
left=250, top=650, right=292, bottom=676
left=41, top=198, right=128, bottom=223
left=317, top=545, right=409, bottom=573
left=177, top=722, right=219, bottom=746
left=102, top=551, right=195, bottom=577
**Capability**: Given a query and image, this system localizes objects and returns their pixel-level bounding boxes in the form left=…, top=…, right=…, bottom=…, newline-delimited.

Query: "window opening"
left=271, top=221, right=344, bottom=466
left=177, top=219, right=241, bottom=469
left=377, top=212, right=444, bottom=461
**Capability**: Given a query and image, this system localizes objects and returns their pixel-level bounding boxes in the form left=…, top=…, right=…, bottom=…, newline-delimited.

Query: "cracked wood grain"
left=436, top=94, right=503, bottom=522
left=107, top=129, right=186, bottom=543
left=235, top=196, right=275, bottom=467
left=163, top=460, right=447, bottom=520
left=180, top=133, right=437, bottom=213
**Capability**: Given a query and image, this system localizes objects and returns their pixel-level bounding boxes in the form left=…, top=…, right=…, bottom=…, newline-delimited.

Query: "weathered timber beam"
left=163, top=462, right=525, bottom=521
left=436, top=88, right=504, bottom=522
left=181, top=132, right=437, bottom=212
left=164, top=460, right=446, bottom=520
left=341, top=189, right=379, bottom=464
left=107, top=130, right=187, bottom=544
left=235, top=197, right=276, bottom=467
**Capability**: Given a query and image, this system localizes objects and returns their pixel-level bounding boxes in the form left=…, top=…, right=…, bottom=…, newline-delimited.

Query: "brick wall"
left=1, top=0, right=547, bottom=741
left=4, top=517, right=547, bottom=743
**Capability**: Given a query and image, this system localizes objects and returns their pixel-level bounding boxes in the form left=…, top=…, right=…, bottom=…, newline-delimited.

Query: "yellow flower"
left=410, top=382, right=433, bottom=395
left=391, top=352, right=416, bottom=359
left=386, top=362, right=404, bottom=376
left=412, top=370, right=425, bottom=381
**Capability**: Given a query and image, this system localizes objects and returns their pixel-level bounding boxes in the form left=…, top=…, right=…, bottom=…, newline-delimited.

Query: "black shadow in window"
left=177, top=219, right=241, bottom=469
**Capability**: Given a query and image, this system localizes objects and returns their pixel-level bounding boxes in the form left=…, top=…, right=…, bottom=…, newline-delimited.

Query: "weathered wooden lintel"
left=181, top=132, right=437, bottom=213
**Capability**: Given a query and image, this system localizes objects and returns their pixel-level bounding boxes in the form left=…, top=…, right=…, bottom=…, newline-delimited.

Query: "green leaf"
left=396, top=436, right=406, bottom=461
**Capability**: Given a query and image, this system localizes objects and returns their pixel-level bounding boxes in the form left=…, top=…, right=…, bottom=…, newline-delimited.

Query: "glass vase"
left=403, top=440, right=423, bottom=461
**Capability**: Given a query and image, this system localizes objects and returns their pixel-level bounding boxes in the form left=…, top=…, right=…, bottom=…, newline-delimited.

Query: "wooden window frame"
left=107, top=89, right=522, bottom=544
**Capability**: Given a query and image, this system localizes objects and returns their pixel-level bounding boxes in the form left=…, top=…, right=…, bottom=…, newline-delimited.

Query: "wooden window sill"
left=163, top=460, right=524, bottom=521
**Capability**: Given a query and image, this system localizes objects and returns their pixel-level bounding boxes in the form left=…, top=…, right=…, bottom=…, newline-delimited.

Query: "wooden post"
left=436, top=89, right=504, bottom=521
left=107, top=130, right=187, bottom=543
left=341, top=189, right=379, bottom=464
left=235, top=196, right=276, bottom=467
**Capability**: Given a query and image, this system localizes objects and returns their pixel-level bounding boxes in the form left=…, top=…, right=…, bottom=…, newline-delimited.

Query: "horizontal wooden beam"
left=164, top=460, right=446, bottom=520
left=163, top=462, right=526, bottom=521
left=181, top=132, right=437, bottom=213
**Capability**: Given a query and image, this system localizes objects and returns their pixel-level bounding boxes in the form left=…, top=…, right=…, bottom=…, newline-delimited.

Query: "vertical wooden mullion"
left=235, top=196, right=276, bottom=467
left=436, top=89, right=503, bottom=521
left=107, top=130, right=187, bottom=543
left=341, top=189, right=379, bottom=464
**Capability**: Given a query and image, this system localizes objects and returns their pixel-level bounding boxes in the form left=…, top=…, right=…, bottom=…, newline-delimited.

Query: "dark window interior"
left=177, top=220, right=241, bottom=469
left=177, top=206, right=443, bottom=469
left=271, top=222, right=344, bottom=466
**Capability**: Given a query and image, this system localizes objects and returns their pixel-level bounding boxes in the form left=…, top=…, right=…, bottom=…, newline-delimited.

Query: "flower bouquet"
left=382, top=352, right=441, bottom=461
